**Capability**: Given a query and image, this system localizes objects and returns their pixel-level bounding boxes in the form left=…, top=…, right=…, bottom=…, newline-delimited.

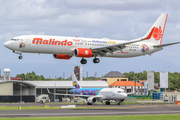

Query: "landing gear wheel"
left=19, top=56, right=23, bottom=59
left=117, top=102, right=120, bottom=105
left=93, top=58, right=100, bottom=63
left=81, top=58, right=87, bottom=64
left=40, top=100, right=44, bottom=104
left=87, top=102, right=92, bottom=105
left=105, top=101, right=110, bottom=105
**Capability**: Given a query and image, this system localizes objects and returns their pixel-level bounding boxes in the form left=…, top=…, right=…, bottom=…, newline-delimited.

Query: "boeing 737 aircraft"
left=47, top=72, right=131, bottom=105
left=4, top=13, right=180, bottom=64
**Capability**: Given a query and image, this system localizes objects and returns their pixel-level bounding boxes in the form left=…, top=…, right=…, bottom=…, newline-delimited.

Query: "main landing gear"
left=80, top=57, right=100, bottom=64
left=87, top=102, right=92, bottom=105
left=105, top=100, right=111, bottom=105
left=93, top=58, right=100, bottom=63
left=80, top=58, right=87, bottom=64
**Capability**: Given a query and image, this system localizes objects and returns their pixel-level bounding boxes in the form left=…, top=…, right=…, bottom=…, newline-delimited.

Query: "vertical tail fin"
left=71, top=72, right=81, bottom=89
left=142, top=13, right=168, bottom=45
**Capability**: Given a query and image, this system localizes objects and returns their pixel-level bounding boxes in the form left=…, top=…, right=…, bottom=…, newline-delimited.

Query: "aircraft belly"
left=98, top=90, right=112, bottom=100
left=104, top=48, right=161, bottom=58
left=105, top=50, right=143, bottom=58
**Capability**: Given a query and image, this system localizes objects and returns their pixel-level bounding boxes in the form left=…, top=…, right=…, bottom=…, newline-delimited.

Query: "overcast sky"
left=0, top=0, right=180, bottom=78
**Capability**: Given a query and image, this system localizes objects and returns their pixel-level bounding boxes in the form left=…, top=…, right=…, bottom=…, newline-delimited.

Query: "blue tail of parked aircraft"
left=71, top=72, right=81, bottom=89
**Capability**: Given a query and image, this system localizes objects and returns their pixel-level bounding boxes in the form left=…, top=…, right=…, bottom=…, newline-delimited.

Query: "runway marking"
left=1, top=110, right=180, bottom=116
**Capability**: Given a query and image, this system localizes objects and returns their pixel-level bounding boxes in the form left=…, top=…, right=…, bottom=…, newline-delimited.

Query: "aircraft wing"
left=153, top=42, right=180, bottom=48
left=91, top=28, right=154, bottom=56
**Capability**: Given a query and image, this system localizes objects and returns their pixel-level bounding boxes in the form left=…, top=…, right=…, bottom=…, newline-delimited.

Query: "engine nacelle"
left=74, top=48, right=93, bottom=58
left=53, top=54, right=72, bottom=59
left=87, top=97, right=97, bottom=104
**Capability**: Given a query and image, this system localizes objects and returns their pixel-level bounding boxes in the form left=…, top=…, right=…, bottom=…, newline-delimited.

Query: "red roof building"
left=109, top=81, right=144, bottom=94
left=109, top=81, right=143, bottom=87
left=10, top=77, right=22, bottom=80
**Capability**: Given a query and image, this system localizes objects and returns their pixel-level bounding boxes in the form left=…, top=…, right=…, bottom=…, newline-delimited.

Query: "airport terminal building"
left=0, top=80, right=108, bottom=102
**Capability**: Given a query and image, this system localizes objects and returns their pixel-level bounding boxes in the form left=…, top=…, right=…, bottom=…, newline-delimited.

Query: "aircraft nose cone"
left=122, top=93, right=127, bottom=99
left=4, top=41, right=11, bottom=49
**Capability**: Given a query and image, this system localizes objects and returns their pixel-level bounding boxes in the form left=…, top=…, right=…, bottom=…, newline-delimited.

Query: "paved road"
left=0, top=104, right=180, bottom=117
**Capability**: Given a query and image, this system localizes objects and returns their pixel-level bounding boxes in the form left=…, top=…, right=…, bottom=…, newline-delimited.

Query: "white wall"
left=0, top=82, right=13, bottom=95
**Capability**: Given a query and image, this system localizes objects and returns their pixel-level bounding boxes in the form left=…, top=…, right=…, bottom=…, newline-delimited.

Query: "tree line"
left=123, top=71, right=180, bottom=90
left=16, top=71, right=101, bottom=81
left=16, top=71, right=180, bottom=90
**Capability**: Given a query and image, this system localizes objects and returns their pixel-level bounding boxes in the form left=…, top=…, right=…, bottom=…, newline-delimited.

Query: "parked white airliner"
left=47, top=72, right=131, bottom=105
left=4, top=13, right=180, bottom=64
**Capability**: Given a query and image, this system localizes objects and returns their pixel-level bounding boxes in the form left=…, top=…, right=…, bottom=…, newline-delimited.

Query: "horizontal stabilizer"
left=153, top=42, right=180, bottom=48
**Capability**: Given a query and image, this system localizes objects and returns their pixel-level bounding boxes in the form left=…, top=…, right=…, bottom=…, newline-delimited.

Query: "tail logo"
left=152, top=26, right=162, bottom=41
left=73, top=81, right=80, bottom=88
left=141, top=44, right=149, bottom=53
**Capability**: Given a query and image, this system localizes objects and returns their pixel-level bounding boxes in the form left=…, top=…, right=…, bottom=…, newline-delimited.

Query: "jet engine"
left=53, top=54, right=72, bottom=59
left=74, top=48, right=93, bottom=58
left=87, top=97, right=96, bottom=105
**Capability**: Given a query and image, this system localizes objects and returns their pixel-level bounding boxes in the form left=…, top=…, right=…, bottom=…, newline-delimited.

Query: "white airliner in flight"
left=4, top=13, right=180, bottom=64
left=48, top=72, right=130, bottom=105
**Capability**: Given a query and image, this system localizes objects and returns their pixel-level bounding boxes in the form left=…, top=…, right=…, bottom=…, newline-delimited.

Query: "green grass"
left=0, top=103, right=176, bottom=110
left=0, top=106, right=133, bottom=110
left=0, top=101, right=175, bottom=110
left=0, top=114, right=180, bottom=120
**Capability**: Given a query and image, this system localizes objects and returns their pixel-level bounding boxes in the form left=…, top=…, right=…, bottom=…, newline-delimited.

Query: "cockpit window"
left=11, top=39, right=19, bottom=41
left=118, top=91, right=125, bottom=93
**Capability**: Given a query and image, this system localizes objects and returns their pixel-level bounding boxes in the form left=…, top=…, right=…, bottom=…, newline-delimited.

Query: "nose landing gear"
left=105, top=100, right=111, bottom=105
left=19, top=55, right=23, bottom=59
left=13, top=51, right=23, bottom=59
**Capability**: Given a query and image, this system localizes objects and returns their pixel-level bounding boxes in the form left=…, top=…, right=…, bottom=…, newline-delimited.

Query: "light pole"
left=20, top=80, right=22, bottom=103
left=133, top=75, right=138, bottom=95
left=168, top=66, right=170, bottom=92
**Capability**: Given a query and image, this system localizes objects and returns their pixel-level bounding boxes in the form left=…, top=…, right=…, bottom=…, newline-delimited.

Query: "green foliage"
left=124, top=71, right=180, bottom=91
left=17, top=71, right=46, bottom=81
left=83, top=77, right=101, bottom=81
left=124, top=71, right=135, bottom=80
left=1, top=114, right=180, bottom=120
left=16, top=72, right=100, bottom=81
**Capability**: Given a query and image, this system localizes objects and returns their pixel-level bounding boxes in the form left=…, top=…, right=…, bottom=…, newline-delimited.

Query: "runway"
left=0, top=104, right=180, bottom=117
